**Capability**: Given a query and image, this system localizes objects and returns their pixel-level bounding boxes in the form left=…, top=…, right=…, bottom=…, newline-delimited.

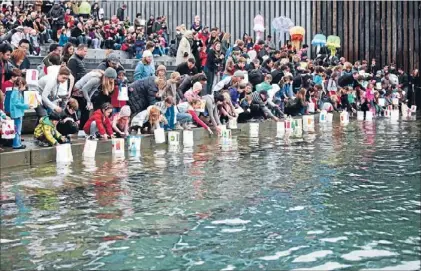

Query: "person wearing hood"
left=34, top=112, right=68, bottom=147
left=176, top=30, right=194, bottom=66
left=67, top=44, right=88, bottom=82
left=48, top=1, right=65, bottom=42
left=97, top=53, right=124, bottom=74
left=111, top=105, right=131, bottom=138
left=156, top=65, right=167, bottom=80
left=134, top=50, right=155, bottom=81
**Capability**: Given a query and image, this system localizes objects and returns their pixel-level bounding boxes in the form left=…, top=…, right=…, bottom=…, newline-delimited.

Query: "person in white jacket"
left=175, top=30, right=194, bottom=65
left=36, top=67, right=71, bottom=117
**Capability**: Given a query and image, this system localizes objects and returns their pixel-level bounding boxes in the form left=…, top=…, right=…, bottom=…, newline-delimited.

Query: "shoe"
left=182, top=123, right=190, bottom=130
left=13, top=145, right=26, bottom=150
left=175, top=123, right=184, bottom=130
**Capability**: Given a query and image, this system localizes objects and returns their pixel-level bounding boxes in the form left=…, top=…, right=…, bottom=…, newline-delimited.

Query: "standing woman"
left=409, top=69, right=420, bottom=110
left=191, top=32, right=204, bottom=73
left=176, top=30, right=194, bottom=65
left=221, top=32, right=231, bottom=56
left=204, top=41, right=224, bottom=94
left=73, top=68, right=117, bottom=129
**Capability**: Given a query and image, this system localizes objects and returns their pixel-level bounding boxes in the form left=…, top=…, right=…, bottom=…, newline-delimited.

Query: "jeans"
left=164, top=106, right=175, bottom=130
left=12, top=117, right=23, bottom=148
left=77, top=35, right=88, bottom=45
left=176, top=113, right=192, bottom=124
left=90, top=121, right=99, bottom=136
left=91, top=38, right=100, bottom=49
left=204, top=67, right=215, bottom=94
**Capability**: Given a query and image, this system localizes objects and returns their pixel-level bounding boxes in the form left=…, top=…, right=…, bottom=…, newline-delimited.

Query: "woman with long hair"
left=10, top=48, right=27, bottom=70
left=221, top=32, right=231, bottom=55
left=61, top=42, right=74, bottom=64
left=73, top=68, right=117, bottom=129
left=204, top=41, right=224, bottom=94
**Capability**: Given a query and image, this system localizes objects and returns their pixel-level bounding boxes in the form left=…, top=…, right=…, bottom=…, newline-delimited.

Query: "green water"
left=1, top=120, right=420, bottom=270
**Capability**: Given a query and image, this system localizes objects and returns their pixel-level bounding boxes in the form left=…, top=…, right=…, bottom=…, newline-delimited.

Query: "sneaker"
left=175, top=123, right=184, bottom=130
left=13, top=145, right=26, bottom=150
left=182, top=123, right=190, bottom=130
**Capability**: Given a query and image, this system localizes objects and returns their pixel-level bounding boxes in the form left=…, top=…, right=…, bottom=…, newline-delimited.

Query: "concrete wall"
left=0, top=121, right=288, bottom=170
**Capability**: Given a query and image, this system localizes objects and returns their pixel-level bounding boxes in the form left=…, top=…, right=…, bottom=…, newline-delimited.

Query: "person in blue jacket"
left=133, top=50, right=155, bottom=81
left=9, top=77, right=32, bottom=149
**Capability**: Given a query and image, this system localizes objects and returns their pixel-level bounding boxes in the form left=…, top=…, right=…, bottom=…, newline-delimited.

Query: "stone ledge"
left=1, top=115, right=320, bottom=170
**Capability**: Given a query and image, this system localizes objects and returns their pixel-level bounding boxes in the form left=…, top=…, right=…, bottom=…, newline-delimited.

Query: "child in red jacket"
left=83, top=103, right=115, bottom=140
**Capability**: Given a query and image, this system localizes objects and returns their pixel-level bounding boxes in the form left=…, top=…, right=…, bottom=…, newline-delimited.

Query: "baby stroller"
left=169, top=39, right=177, bottom=57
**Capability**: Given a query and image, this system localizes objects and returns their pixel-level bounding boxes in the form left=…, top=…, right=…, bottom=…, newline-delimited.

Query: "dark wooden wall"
left=312, top=0, right=421, bottom=73
left=102, top=0, right=421, bottom=72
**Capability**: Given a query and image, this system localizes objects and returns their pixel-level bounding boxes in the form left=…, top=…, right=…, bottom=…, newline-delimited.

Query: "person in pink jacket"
left=184, top=82, right=202, bottom=103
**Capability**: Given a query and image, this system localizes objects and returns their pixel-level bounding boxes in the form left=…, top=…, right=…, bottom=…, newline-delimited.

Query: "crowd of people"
left=0, top=1, right=170, bottom=58
left=0, top=2, right=420, bottom=151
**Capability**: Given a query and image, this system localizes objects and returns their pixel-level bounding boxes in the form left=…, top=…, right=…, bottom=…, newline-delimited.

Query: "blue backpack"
left=3, top=87, right=14, bottom=114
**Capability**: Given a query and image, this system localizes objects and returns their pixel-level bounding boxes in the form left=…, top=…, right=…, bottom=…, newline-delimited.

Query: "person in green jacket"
left=34, top=113, right=68, bottom=147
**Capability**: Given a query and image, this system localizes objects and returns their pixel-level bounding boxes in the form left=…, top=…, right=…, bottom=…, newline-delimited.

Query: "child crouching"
left=34, top=112, right=69, bottom=147
left=83, top=102, right=115, bottom=140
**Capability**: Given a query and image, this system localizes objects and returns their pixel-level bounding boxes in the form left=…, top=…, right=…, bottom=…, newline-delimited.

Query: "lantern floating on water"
left=311, top=34, right=326, bottom=54
left=289, top=26, right=305, bottom=51
left=326, top=35, right=341, bottom=56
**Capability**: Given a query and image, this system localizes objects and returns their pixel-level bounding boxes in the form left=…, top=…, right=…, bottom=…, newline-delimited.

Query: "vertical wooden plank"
left=343, top=1, right=349, bottom=61
left=316, top=1, right=321, bottom=34
left=305, top=0, right=311, bottom=57
left=337, top=1, right=343, bottom=48
left=265, top=0, right=270, bottom=41
left=392, top=1, right=397, bottom=64
left=397, top=2, right=403, bottom=69
left=403, top=1, right=408, bottom=71
left=375, top=1, right=381, bottom=67
left=354, top=0, right=359, bottom=62
left=408, top=1, right=413, bottom=71
left=367, top=2, right=376, bottom=61
left=326, top=1, right=331, bottom=35
left=270, top=0, right=275, bottom=46
left=386, top=1, right=392, bottom=65
left=414, top=2, right=420, bottom=72
left=312, top=0, right=317, bottom=36
left=347, top=1, right=357, bottom=61
left=332, top=0, right=337, bottom=35
left=365, top=1, right=370, bottom=61
left=380, top=2, right=386, bottom=68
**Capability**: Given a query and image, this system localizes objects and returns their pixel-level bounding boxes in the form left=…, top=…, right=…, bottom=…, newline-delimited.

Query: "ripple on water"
left=341, top=249, right=398, bottom=261
left=292, top=250, right=333, bottom=263
left=259, top=246, right=308, bottom=261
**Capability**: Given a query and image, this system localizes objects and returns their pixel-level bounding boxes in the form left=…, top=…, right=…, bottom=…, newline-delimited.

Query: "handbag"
left=1, top=120, right=15, bottom=139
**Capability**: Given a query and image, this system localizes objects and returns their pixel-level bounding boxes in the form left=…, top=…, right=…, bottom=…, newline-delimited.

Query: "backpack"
left=248, top=69, right=264, bottom=87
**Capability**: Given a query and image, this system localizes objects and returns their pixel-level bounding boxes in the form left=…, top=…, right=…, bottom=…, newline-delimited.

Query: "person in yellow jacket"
left=34, top=113, right=68, bottom=147
left=78, top=1, right=91, bottom=19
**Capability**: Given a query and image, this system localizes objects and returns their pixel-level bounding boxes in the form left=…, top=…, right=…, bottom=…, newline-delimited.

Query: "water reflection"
left=0, top=119, right=420, bottom=270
